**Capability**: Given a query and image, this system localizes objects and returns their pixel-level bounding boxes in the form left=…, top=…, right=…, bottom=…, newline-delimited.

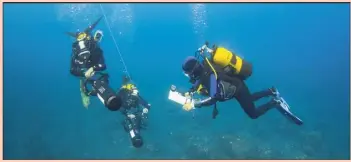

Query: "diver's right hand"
left=84, top=67, right=95, bottom=79
left=184, top=92, right=190, bottom=98
left=182, top=102, right=193, bottom=111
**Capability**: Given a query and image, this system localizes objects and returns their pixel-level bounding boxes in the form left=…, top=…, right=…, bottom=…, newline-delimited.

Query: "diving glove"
left=84, top=67, right=95, bottom=79
left=182, top=102, right=193, bottom=111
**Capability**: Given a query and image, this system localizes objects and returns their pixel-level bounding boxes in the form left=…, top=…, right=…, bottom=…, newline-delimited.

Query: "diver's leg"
left=253, top=99, right=279, bottom=117
left=251, top=87, right=277, bottom=101
left=133, top=111, right=142, bottom=130
left=122, top=117, right=129, bottom=132
left=138, top=110, right=148, bottom=129
left=235, top=83, right=275, bottom=119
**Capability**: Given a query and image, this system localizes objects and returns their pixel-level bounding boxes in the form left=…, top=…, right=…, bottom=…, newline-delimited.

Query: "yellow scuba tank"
left=212, top=47, right=252, bottom=80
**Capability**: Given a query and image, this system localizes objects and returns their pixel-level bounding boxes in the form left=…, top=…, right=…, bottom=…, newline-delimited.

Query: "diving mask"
left=183, top=62, right=202, bottom=80
left=94, top=30, right=103, bottom=42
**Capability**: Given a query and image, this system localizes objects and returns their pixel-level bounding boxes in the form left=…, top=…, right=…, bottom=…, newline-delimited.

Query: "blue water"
left=3, top=3, right=350, bottom=160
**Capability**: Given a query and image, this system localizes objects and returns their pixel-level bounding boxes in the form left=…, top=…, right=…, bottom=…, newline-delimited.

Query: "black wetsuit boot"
left=251, top=87, right=277, bottom=101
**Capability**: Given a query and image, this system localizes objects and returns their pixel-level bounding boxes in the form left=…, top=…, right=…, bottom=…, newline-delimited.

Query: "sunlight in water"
left=56, top=4, right=99, bottom=30
left=56, top=3, right=134, bottom=38
left=108, top=4, right=134, bottom=37
left=190, top=4, right=208, bottom=41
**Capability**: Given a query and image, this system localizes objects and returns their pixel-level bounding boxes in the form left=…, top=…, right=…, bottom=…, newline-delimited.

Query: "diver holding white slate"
left=168, top=84, right=303, bottom=125
left=168, top=41, right=303, bottom=125
left=168, top=85, right=195, bottom=110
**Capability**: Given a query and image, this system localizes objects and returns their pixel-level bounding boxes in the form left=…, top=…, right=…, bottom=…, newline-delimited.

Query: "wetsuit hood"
left=182, top=56, right=204, bottom=79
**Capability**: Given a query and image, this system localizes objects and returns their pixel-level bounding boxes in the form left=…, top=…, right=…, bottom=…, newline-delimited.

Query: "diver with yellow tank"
left=176, top=41, right=303, bottom=125
left=117, top=75, right=151, bottom=148
left=180, top=41, right=281, bottom=120
left=67, top=16, right=122, bottom=111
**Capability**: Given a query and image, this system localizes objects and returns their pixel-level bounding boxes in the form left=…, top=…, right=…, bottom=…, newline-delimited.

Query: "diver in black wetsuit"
left=68, top=16, right=122, bottom=111
left=117, top=75, right=151, bottom=148
left=182, top=56, right=280, bottom=119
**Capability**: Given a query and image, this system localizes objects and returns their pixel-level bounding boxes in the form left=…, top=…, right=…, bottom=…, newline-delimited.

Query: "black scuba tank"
left=124, top=117, right=143, bottom=148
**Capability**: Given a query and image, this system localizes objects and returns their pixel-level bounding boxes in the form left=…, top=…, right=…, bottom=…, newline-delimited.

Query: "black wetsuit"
left=69, top=38, right=122, bottom=111
left=117, top=87, right=151, bottom=148
left=70, top=39, right=106, bottom=77
left=191, top=61, right=277, bottom=119
left=118, top=87, right=150, bottom=129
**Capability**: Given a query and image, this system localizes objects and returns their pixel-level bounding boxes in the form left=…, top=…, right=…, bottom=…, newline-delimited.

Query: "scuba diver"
left=117, top=75, right=151, bottom=148
left=181, top=42, right=280, bottom=120
left=68, top=16, right=122, bottom=111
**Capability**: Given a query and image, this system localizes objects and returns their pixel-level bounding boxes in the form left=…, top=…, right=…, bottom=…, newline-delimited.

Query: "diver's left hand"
left=142, top=108, right=148, bottom=114
left=84, top=67, right=95, bottom=78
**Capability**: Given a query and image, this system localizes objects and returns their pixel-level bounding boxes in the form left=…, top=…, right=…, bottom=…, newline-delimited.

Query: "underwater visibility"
left=3, top=3, right=350, bottom=160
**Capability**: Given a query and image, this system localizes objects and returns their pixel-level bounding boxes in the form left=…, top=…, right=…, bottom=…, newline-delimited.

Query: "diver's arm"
left=116, top=88, right=128, bottom=99
left=69, top=52, right=85, bottom=77
left=185, top=80, right=201, bottom=95
left=92, top=48, right=107, bottom=71
left=191, top=80, right=201, bottom=91
left=138, top=95, right=151, bottom=110
left=194, top=74, right=217, bottom=107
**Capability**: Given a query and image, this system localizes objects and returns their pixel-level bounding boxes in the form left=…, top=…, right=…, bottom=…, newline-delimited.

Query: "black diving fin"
left=84, top=16, right=103, bottom=34
left=65, top=31, right=77, bottom=38
left=65, top=16, right=103, bottom=38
